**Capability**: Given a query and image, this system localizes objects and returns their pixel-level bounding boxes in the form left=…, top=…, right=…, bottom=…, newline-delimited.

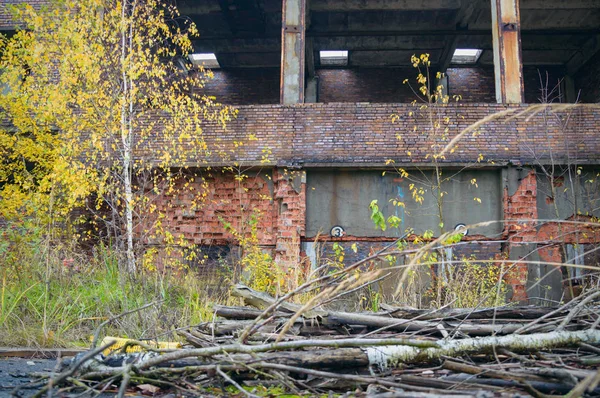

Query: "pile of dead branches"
left=19, top=285, right=600, bottom=397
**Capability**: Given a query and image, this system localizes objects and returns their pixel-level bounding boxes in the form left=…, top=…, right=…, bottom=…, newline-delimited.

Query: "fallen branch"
left=366, top=329, right=600, bottom=369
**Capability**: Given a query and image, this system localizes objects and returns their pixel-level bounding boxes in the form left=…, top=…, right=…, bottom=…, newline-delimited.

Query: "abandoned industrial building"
left=1, top=0, right=600, bottom=304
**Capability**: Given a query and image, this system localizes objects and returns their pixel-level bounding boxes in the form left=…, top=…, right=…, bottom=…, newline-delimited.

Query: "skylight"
left=451, top=48, right=483, bottom=64
left=320, top=50, right=348, bottom=66
left=189, top=53, right=220, bottom=68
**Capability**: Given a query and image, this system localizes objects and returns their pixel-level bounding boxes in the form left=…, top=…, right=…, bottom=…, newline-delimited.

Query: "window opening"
left=451, top=48, right=483, bottom=64
left=320, top=50, right=348, bottom=66
left=189, top=53, right=220, bottom=68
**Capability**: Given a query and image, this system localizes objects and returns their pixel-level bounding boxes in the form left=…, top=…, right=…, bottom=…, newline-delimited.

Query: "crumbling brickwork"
left=504, top=170, right=539, bottom=243
left=273, top=169, right=306, bottom=268
left=142, top=168, right=305, bottom=272
left=502, top=170, right=539, bottom=301
left=503, top=169, right=600, bottom=301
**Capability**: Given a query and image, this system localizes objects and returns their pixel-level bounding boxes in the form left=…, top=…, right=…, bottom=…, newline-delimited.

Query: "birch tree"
left=0, top=0, right=234, bottom=272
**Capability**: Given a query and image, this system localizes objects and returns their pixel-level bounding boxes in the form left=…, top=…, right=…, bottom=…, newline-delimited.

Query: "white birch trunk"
left=120, top=0, right=135, bottom=273
left=366, top=329, right=600, bottom=369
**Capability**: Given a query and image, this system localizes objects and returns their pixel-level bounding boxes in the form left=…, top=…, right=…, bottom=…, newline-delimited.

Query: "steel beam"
left=309, top=0, right=460, bottom=11
left=280, top=0, right=306, bottom=104
left=491, top=0, right=524, bottom=104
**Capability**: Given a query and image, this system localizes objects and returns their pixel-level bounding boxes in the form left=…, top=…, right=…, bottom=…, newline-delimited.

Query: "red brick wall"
left=0, top=0, right=50, bottom=30
left=574, top=51, right=600, bottom=103
left=199, top=66, right=569, bottom=105
left=316, top=68, right=417, bottom=103
left=504, top=170, right=539, bottom=244
left=504, top=170, right=600, bottom=246
left=142, top=168, right=305, bottom=269
left=273, top=169, right=306, bottom=267
left=177, top=103, right=600, bottom=167
left=200, top=68, right=280, bottom=105
left=447, top=66, right=566, bottom=104
left=139, top=163, right=600, bottom=300
left=502, top=170, right=538, bottom=301
left=447, top=67, right=496, bottom=103
left=502, top=169, right=600, bottom=302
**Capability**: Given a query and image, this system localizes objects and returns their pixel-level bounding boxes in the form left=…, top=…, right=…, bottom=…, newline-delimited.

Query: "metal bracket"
left=284, top=25, right=301, bottom=33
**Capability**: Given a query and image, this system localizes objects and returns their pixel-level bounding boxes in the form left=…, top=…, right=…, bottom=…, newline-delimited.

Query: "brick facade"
left=503, top=170, right=539, bottom=301
left=502, top=169, right=600, bottom=302
left=157, top=103, right=600, bottom=167
left=201, top=68, right=280, bottom=105
left=199, top=66, right=570, bottom=105
left=273, top=169, right=306, bottom=268
left=142, top=168, right=305, bottom=272
left=316, top=68, right=417, bottom=103
left=447, top=67, right=497, bottom=103
left=0, top=0, right=50, bottom=30
left=504, top=170, right=539, bottom=244
left=145, top=162, right=598, bottom=303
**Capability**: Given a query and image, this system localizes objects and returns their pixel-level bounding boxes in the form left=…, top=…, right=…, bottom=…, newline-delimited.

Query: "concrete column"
left=280, top=0, right=306, bottom=104
left=435, top=75, right=449, bottom=103
left=490, top=0, right=524, bottom=104
left=563, top=75, right=577, bottom=103
left=305, top=77, right=318, bottom=103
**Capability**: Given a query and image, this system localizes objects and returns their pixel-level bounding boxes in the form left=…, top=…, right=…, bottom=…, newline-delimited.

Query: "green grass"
left=0, top=233, right=229, bottom=347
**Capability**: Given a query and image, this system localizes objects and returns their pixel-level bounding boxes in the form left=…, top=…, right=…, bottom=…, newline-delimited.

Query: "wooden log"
left=196, top=320, right=280, bottom=336
left=138, top=348, right=371, bottom=369
left=230, top=286, right=557, bottom=337
left=442, top=374, right=600, bottom=395
left=214, top=305, right=291, bottom=319
left=177, top=330, right=208, bottom=348
left=380, top=304, right=566, bottom=321
left=443, top=360, right=549, bottom=384
left=231, top=284, right=326, bottom=318
left=366, top=329, right=600, bottom=369
left=323, top=311, right=550, bottom=336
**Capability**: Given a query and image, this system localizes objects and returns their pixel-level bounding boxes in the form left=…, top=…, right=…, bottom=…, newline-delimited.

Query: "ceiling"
left=177, top=0, right=600, bottom=73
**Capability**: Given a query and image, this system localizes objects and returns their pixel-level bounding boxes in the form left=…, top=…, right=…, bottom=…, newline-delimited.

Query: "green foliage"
left=0, top=222, right=224, bottom=347
left=369, top=200, right=386, bottom=231
left=222, top=210, right=284, bottom=296
left=360, top=285, right=382, bottom=312
left=431, top=256, right=508, bottom=308
left=0, top=0, right=236, bottom=271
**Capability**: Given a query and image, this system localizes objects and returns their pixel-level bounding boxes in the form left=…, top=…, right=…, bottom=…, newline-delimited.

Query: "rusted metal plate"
left=491, top=0, right=524, bottom=104
left=280, top=0, right=306, bottom=104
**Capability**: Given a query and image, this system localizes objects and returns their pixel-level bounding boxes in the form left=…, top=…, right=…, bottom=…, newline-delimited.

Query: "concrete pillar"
left=280, top=0, right=306, bottom=104
left=563, top=75, right=577, bottom=103
left=305, top=77, right=318, bottom=103
left=490, top=0, right=524, bottom=104
left=435, top=75, right=449, bottom=103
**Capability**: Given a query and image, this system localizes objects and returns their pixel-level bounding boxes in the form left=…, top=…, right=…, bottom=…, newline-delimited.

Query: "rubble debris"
left=18, top=285, right=600, bottom=397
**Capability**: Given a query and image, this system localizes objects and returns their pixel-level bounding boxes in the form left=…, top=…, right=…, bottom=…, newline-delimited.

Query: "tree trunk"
left=121, top=0, right=135, bottom=273
left=366, top=329, right=600, bottom=369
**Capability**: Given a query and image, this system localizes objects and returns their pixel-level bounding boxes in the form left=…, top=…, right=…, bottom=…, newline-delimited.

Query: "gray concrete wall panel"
left=306, top=169, right=503, bottom=238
